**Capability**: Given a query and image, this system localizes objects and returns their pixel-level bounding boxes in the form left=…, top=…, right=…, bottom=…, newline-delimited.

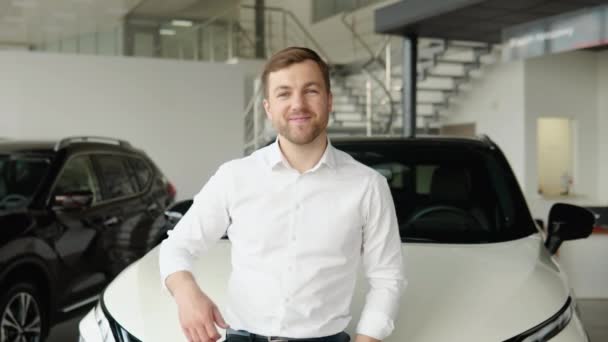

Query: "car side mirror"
left=545, top=203, right=595, bottom=254
left=53, top=190, right=94, bottom=210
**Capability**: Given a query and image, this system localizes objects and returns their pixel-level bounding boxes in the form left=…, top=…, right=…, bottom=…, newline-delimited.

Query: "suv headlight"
left=504, top=297, right=575, bottom=342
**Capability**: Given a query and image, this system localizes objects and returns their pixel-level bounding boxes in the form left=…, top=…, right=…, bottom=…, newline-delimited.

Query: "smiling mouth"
left=289, top=116, right=311, bottom=123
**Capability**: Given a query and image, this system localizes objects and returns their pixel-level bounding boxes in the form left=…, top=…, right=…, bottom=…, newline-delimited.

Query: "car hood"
left=103, top=234, right=571, bottom=342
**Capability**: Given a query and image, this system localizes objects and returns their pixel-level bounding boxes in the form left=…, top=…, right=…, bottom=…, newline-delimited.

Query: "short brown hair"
left=261, top=47, right=330, bottom=98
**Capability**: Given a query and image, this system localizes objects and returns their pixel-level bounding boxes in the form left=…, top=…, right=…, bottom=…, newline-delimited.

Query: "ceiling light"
left=159, top=28, right=176, bottom=36
left=171, top=20, right=193, bottom=27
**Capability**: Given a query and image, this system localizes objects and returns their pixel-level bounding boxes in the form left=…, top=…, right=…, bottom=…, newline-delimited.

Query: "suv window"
left=338, top=143, right=536, bottom=244
left=129, top=157, right=152, bottom=190
left=95, top=155, right=138, bottom=200
left=54, top=155, right=101, bottom=203
left=0, top=155, right=50, bottom=208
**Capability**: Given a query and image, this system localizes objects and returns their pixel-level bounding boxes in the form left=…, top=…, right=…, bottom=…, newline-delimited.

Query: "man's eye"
left=306, top=89, right=318, bottom=94
left=277, top=93, right=289, bottom=98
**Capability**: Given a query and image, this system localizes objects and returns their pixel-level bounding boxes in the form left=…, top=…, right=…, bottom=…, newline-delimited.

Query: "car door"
left=50, top=154, right=109, bottom=312
left=92, top=154, right=148, bottom=277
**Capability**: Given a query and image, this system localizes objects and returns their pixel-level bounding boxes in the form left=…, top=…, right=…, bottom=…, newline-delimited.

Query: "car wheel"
left=0, top=282, right=47, bottom=342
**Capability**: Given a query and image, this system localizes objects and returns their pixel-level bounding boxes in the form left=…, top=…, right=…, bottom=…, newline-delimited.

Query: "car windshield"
left=0, top=155, right=51, bottom=209
left=337, top=142, right=536, bottom=244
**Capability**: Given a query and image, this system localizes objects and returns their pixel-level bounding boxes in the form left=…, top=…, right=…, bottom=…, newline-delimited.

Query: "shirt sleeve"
left=356, top=174, right=407, bottom=340
left=159, top=163, right=232, bottom=290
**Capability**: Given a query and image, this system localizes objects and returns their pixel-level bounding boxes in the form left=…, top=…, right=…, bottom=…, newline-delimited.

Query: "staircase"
left=327, top=29, right=500, bottom=136
left=236, top=7, right=500, bottom=153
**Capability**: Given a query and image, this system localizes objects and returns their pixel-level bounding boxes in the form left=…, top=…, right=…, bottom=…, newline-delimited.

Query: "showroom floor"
left=578, top=299, right=608, bottom=341
left=49, top=299, right=608, bottom=341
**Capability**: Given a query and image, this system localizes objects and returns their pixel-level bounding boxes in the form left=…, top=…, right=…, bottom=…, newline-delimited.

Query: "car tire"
left=0, top=282, right=48, bottom=342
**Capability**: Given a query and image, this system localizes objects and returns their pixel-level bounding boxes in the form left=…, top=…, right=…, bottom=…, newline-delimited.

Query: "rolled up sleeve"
left=356, top=174, right=407, bottom=340
left=159, top=164, right=232, bottom=290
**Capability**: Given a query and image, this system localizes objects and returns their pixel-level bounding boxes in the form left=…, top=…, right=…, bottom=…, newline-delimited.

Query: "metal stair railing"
left=338, top=12, right=396, bottom=135
left=238, top=5, right=333, bottom=64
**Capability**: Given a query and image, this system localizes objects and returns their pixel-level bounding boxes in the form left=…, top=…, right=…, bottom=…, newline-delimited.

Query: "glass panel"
left=0, top=156, right=50, bottom=208
left=62, top=37, right=78, bottom=53
left=98, top=30, right=117, bottom=56
left=54, top=156, right=101, bottom=203
left=79, top=33, right=96, bottom=54
left=130, top=158, right=152, bottom=190
left=134, top=32, right=155, bottom=57
left=96, top=155, right=137, bottom=200
left=338, top=143, right=535, bottom=243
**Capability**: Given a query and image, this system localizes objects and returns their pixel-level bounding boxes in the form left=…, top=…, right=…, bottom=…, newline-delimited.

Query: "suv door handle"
left=103, top=216, right=121, bottom=227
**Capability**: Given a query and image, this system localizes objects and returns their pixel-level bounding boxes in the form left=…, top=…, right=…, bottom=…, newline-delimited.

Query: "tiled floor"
left=578, top=299, right=608, bottom=342
left=49, top=299, right=608, bottom=341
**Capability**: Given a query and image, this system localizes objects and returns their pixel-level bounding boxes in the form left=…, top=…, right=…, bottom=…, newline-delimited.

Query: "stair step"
left=333, top=112, right=365, bottom=121
left=333, top=103, right=360, bottom=112
left=332, top=95, right=355, bottom=104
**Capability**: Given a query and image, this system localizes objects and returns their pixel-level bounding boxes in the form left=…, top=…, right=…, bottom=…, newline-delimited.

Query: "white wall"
left=442, top=61, right=527, bottom=184
left=0, top=51, right=244, bottom=200
left=524, top=51, right=599, bottom=219
left=598, top=51, right=608, bottom=204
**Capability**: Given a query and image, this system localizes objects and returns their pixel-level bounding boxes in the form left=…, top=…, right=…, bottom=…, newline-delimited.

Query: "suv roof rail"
left=54, top=136, right=132, bottom=151
left=478, top=134, right=496, bottom=149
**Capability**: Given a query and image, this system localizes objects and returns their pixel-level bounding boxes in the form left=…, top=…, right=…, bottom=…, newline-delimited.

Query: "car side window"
left=54, top=155, right=101, bottom=203
left=129, top=157, right=152, bottom=190
left=95, top=155, right=137, bottom=200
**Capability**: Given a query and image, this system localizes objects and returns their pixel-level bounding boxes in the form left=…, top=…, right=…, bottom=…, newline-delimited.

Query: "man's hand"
left=166, top=271, right=229, bottom=342
left=355, top=334, right=381, bottom=342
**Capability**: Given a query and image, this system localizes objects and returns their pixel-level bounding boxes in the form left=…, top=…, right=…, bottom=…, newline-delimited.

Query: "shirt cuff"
left=159, top=241, right=195, bottom=293
left=356, top=310, right=395, bottom=341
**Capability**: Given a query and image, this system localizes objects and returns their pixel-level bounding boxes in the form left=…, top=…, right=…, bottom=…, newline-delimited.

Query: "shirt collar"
left=266, top=137, right=337, bottom=172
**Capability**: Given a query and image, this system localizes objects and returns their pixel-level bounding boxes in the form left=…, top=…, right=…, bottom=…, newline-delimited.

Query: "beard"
left=274, top=113, right=328, bottom=145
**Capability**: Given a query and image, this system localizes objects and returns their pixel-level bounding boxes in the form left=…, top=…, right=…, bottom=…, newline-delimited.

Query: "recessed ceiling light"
left=171, top=20, right=193, bottom=27
left=159, top=28, right=176, bottom=36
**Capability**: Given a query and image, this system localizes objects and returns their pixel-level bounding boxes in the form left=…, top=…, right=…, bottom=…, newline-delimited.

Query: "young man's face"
left=263, top=60, right=333, bottom=146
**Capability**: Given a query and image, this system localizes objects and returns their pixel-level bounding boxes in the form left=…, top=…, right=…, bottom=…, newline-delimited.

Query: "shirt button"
left=295, top=204, right=301, bottom=210
left=285, top=298, right=290, bottom=303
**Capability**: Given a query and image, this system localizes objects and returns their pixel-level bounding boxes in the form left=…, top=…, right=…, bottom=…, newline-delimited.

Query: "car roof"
left=0, top=140, right=56, bottom=155
left=0, top=139, right=140, bottom=156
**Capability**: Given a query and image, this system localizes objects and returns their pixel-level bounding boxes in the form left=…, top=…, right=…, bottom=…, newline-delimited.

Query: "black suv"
left=0, top=136, right=175, bottom=341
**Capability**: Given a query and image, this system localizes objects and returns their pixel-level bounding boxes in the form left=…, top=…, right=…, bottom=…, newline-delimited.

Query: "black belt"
left=227, top=329, right=344, bottom=342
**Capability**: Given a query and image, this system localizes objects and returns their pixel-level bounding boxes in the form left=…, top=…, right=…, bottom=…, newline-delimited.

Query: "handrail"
left=240, top=4, right=332, bottom=65
left=192, top=3, right=240, bottom=31
left=341, top=12, right=376, bottom=64
left=340, top=12, right=396, bottom=134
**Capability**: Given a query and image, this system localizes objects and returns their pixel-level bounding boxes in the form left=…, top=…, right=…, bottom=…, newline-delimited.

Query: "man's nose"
left=290, top=93, right=305, bottom=110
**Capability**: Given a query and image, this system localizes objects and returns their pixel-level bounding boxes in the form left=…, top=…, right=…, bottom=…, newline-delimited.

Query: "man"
left=160, top=47, right=405, bottom=342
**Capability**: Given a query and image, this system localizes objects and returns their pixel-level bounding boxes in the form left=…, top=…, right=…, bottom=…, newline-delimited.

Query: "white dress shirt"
left=159, top=140, right=405, bottom=340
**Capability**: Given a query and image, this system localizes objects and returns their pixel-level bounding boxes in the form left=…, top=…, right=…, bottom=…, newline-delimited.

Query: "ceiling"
left=0, top=0, right=237, bottom=47
left=375, top=0, right=608, bottom=43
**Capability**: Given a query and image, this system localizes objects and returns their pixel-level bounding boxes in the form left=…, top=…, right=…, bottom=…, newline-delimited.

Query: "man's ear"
left=327, top=91, right=333, bottom=114
left=263, top=98, right=272, bottom=120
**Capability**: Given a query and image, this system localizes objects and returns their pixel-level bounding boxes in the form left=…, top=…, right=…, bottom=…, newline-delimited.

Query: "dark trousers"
left=225, top=330, right=351, bottom=342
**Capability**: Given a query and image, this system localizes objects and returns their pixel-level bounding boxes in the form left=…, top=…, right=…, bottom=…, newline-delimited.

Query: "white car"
left=79, top=137, right=595, bottom=342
